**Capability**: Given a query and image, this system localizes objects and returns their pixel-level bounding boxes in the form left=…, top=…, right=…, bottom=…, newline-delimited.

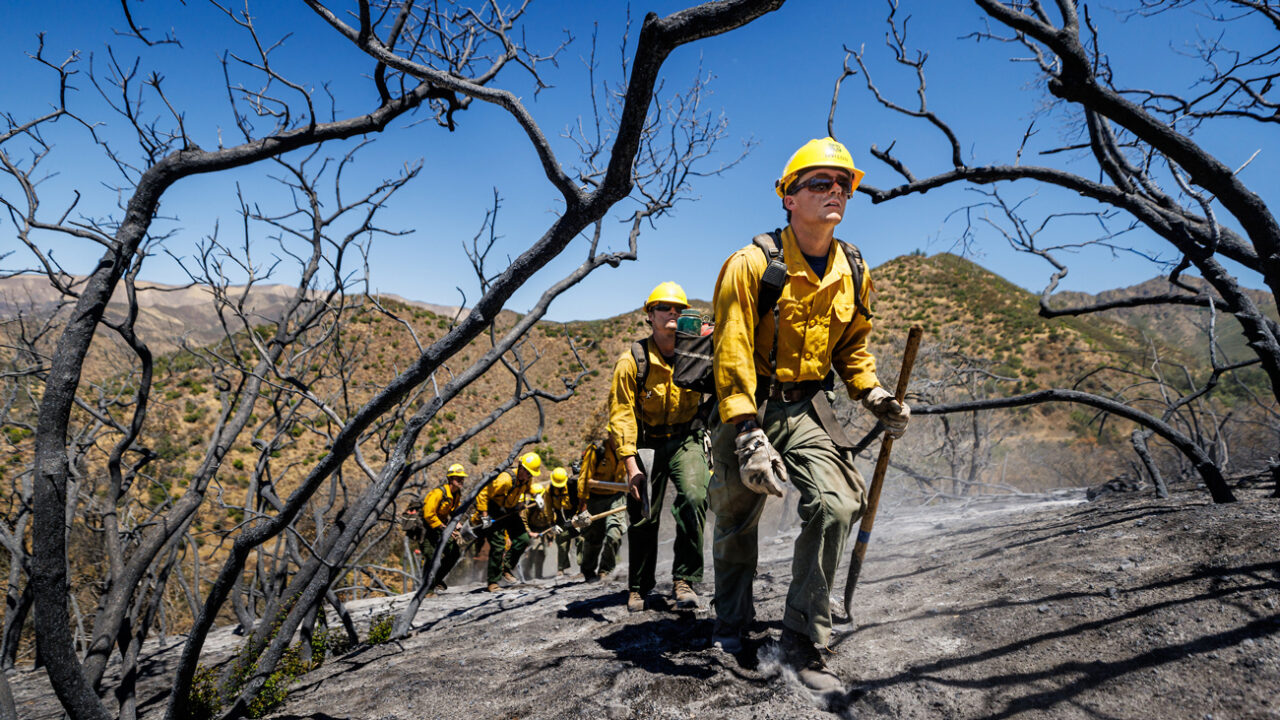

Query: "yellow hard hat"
left=551, top=467, right=569, bottom=489
left=774, top=137, right=865, bottom=198
left=644, top=281, right=688, bottom=311
left=519, top=452, right=542, bottom=477
left=529, top=481, right=547, bottom=495
left=446, top=463, right=467, bottom=479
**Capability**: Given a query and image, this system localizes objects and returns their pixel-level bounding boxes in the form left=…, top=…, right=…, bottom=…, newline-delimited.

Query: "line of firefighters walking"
left=406, top=450, right=629, bottom=596
left=402, top=136, right=912, bottom=692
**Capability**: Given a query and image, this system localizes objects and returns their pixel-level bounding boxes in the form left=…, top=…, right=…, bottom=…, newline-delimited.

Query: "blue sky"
left=3, top=1, right=1274, bottom=321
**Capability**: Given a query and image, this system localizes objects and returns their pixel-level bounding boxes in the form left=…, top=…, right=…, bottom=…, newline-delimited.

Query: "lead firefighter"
left=707, top=137, right=910, bottom=690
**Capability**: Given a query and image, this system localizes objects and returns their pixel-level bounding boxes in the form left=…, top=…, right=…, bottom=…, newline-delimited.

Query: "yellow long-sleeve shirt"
left=712, top=225, right=879, bottom=423
left=522, top=487, right=571, bottom=533
left=475, top=469, right=528, bottom=514
left=577, top=441, right=626, bottom=500
left=606, top=337, right=703, bottom=458
left=421, top=485, right=460, bottom=530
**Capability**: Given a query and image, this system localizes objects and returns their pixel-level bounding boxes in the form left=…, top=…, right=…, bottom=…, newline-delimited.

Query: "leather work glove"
left=542, top=525, right=561, bottom=540
left=627, top=470, right=645, bottom=503
left=571, top=510, right=592, bottom=530
left=862, top=386, right=911, bottom=439
left=734, top=428, right=787, bottom=497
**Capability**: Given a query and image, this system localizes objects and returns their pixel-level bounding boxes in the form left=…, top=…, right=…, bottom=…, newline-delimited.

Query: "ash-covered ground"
left=12, top=482, right=1280, bottom=719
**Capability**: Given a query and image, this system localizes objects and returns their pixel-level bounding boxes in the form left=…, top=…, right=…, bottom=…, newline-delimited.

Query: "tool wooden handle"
left=586, top=480, right=630, bottom=494
left=844, top=326, right=923, bottom=617
left=589, top=505, right=628, bottom=522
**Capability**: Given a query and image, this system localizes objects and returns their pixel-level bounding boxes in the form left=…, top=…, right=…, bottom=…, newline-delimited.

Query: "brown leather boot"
left=627, top=591, right=645, bottom=612
left=672, top=579, right=700, bottom=609
left=486, top=582, right=500, bottom=593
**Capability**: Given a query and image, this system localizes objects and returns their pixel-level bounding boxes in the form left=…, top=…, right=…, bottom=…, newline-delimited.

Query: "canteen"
left=676, top=308, right=702, bottom=334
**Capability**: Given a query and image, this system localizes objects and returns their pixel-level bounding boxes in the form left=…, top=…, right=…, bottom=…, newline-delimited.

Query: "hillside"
left=4, top=254, right=1268, bottom=533
left=2, top=256, right=1273, bottom=631
left=1052, top=275, right=1279, bottom=370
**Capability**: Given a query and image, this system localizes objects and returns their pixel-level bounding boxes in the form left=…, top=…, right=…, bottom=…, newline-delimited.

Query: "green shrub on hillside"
left=367, top=613, right=394, bottom=645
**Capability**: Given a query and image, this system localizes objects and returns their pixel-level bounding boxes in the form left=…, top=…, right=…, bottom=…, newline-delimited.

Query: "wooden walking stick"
left=843, top=325, right=923, bottom=619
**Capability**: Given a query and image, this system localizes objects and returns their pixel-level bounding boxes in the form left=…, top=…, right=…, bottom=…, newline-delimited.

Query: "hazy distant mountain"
left=1050, top=276, right=1277, bottom=364
left=0, top=274, right=462, bottom=354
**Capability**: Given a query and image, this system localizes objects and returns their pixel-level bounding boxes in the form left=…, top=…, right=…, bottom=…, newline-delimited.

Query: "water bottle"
left=676, top=308, right=702, bottom=335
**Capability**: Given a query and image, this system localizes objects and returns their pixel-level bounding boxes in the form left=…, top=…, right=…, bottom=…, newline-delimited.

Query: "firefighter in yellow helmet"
left=419, top=463, right=468, bottom=595
left=546, top=466, right=581, bottom=577
left=707, top=137, right=909, bottom=690
left=608, top=281, right=710, bottom=613
left=572, top=434, right=627, bottom=581
left=519, top=480, right=553, bottom=580
left=474, top=452, right=542, bottom=591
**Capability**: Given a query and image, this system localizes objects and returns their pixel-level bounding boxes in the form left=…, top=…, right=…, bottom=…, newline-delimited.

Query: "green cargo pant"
left=556, top=532, right=581, bottom=573
left=522, top=536, right=548, bottom=579
left=420, top=527, right=461, bottom=588
left=579, top=492, right=626, bottom=577
left=486, top=513, right=531, bottom=584
left=628, top=431, right=710, bottom=595
left=709, top=398, right=866, bottom=646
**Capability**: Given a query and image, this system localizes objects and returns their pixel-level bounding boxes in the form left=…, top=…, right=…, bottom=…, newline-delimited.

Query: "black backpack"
left=402, top=506, right=427, bottom=544
left=627, top=336, right=717, bottom=440
left=670, top=229, right=870, bottom=396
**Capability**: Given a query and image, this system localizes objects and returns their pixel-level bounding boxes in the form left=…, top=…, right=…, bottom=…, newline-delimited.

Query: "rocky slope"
left=12, top=480, right=1278, bottom=719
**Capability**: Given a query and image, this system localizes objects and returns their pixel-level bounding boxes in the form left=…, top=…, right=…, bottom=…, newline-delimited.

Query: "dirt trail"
left=12, top=484, right=1280, bottom=719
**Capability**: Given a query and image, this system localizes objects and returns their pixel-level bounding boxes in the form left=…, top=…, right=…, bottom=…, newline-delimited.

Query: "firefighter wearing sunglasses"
left=607, top=281, right=710, bottom=614
left=706, top=137, right=910, bottom=691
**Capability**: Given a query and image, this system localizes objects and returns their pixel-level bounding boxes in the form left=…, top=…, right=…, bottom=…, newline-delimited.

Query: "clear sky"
left=3, top=1, right=1274, bottom=321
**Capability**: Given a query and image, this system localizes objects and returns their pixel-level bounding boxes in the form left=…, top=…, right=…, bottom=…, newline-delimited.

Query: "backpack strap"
left=750, top=229, right=787, bottom=405
left=630, top=340, right=649, bottom=394
left=750, top=229, right=788, bottom=319
left=753, top=232, right=872, bottom=321
left=629, top=339, right=650, bottom=443
left=837, top=239, right=873, bottom=320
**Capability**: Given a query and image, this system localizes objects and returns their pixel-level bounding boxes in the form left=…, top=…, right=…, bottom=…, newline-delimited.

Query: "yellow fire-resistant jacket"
left=521, top=487, right=571, bottom=533
left=607, top=337, right=703, bottom=458
left=578, top=441, right=626, bottom=501
left=548, top=486, right=573, bottom=512
left=712, top=225, right=879, bottom=423
left=475, top=469, right=529, bottom=515
left=421, top=485, right=460, bottom=530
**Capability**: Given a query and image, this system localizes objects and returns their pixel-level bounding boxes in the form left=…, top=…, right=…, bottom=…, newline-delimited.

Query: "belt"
left=754, top=376, right=856, bottom=449
left=756, top=378, right=822, bottom=404
left=640, top=421, right=692, bottom=439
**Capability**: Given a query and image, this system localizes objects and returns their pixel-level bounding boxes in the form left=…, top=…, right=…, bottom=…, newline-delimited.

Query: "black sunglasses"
left=787, top=175, right=853, bottom=197
left=650, top=303, right=680, bottom=313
